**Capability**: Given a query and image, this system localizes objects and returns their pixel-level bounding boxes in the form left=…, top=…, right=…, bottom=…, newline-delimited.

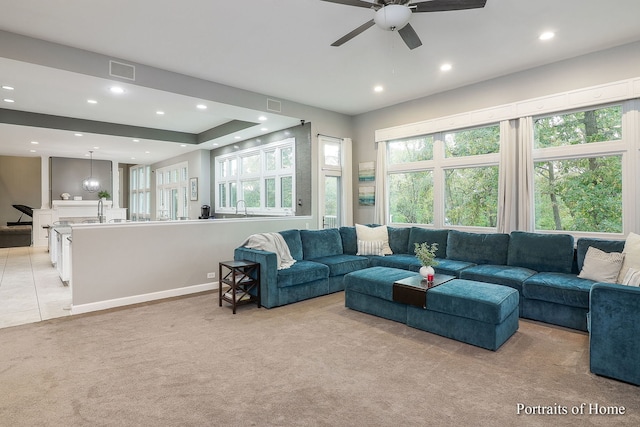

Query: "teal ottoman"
left=344, top=266, right=416, bottom=323
left=406, top=279, right=519, bottom=351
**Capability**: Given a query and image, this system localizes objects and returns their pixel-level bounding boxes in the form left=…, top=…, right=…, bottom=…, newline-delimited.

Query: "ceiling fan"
left=322, top=0, right=487, bottom=50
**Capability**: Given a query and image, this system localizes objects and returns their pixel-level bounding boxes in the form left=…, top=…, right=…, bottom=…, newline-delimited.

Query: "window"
left=130, top=165, right=151, bottom=221
left=156, top=161, right=189, bottom=220
left=215, top=138, right=295, bottom=215
left=533, top=105, right=624, bottom=233
left=386, top=124, right=500, bottom=228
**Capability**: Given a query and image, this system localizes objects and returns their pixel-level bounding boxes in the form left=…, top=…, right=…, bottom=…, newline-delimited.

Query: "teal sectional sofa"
left=235, top=225, right=640, bottom=385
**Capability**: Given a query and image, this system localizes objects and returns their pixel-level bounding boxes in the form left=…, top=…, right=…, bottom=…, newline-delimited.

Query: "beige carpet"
left=0, top=291, right=637, bottom=426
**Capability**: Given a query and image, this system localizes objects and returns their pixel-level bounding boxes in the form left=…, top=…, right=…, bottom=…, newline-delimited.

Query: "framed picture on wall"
left=190, top=178, right=198, bottom=201
left=359, top=162, right=375, bottom=182
left=358, top=186, right=375, bottom=206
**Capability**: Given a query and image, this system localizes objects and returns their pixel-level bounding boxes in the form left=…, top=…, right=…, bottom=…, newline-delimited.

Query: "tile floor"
left=0, top=246, right=71, bottom=329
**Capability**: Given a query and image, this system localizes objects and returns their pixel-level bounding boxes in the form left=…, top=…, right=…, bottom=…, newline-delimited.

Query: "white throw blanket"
left=241, top=232, right=296, bottom=270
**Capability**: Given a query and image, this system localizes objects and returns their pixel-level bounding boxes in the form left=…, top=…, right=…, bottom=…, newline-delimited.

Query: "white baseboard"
left=70, top=281, right=219, bottom=315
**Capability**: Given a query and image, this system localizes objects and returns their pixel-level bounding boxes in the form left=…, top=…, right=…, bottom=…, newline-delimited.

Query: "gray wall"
left=0, top=155, right=41, bottom=225
left=49, top=156, right=113, bottom=202
left=351, top=40, right=640, bottom=224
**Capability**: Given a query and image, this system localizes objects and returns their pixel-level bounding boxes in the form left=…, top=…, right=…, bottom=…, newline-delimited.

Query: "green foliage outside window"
left=388, top=137, right=433, bottom=164
left=535, top=157, right=622, bottom=232
left=445, top=166, right=499, bottom=227
left=445, top=125, right=500, bottom=157
left=534, top=106, right=623, bottom=232
left=389, top=171, right=433, bottom=224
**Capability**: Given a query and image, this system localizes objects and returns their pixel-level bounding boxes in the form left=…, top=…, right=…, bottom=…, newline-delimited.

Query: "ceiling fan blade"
left=320, top=0, right=377, bottom=9
left=398, top=23, right=422, bottom=50
left=412, top=0, right=487, bottom=13
left=331, top=19, right=376, bottom=47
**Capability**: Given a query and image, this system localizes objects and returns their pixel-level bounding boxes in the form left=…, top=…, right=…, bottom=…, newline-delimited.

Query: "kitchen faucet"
left=97, top=199, right=105, bottom=223
left=235, top=199, right=248, bottom=217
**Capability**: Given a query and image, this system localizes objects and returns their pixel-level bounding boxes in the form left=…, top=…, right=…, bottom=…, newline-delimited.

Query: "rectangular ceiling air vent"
left=109, top=60, right=136, bottom=81
left=267, top=98, right=282, bottom=113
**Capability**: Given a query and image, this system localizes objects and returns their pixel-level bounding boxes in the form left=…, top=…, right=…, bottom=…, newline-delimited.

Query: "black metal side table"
left=219, top=260, right=260, bottom=314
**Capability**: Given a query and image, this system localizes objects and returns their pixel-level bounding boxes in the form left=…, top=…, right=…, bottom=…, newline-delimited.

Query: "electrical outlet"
left=207, top=272, right=216, bottom=279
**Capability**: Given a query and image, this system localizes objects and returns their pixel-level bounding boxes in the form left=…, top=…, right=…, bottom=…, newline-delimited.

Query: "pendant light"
left=82, top=150, right=100, bottom=192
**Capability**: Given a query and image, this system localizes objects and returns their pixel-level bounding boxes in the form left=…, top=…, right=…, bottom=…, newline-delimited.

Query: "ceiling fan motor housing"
left=374, top=4, right=412, bottom=31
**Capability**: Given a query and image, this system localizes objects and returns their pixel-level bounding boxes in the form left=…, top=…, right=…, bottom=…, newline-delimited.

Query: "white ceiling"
left=1, top=0, right=640, bottom=163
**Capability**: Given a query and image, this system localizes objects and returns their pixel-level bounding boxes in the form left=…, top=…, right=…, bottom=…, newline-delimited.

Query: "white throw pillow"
left=356, top=240, right=383, bottom=256
left=616, top=232, right=640, bottom=283
left=622, top=268, right=640, bottom=287
left=355, top=224, right=393, bottom=255
left=577, top=247, right=624, bottom=283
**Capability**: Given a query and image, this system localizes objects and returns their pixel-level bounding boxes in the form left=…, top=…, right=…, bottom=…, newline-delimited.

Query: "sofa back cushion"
left=387, top=226, right=411, bottom=255
left=408, top=227, right=448, bottom=258
left=279, top=229, right=303, bottom=260
left=447, top=230, right=510, bottom=265
left=576, top=238, right=625, bottom=272
left=339, top=226, right=357, bottom=255
left=300, top=228, right=343, bottom=260
left=508, top=231, right=574, bottom=273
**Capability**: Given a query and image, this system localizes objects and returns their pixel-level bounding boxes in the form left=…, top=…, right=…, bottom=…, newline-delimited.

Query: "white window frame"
left=155, top=161, right=189, bottom=220
left=130, top=164, right=151, bottom=221
left=215, top=138, right=295, bottom=216
left=386, top=124, right=500, bottom=232
left=531, top=101, right=632, bottom=239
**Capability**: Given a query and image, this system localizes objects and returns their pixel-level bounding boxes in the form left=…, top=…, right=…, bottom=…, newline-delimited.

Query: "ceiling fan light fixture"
left=374, top=5, right=412, bottom=31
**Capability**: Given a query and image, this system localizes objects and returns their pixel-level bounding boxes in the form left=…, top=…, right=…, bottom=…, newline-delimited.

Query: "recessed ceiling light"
left=233, top=145, right=240, bottom=149
left=156, top=111, right=165, bottom=115
left=374, top=85, right=384, bottom=93
left=87, top=99, right=98, bottom=104
left=132, top=139, right=140, bottom=142
left=258, top=116, right=267, bottom=121
left=261, top=127, right=268, bottom=132
left=196, top=104, right=207, bottom=110
left=3, top=98, right=15, bottom=103
left=93, top=146, right=100, bottom=150
left=440, top=63, right=453, bottom=72
left=212, top=143, right=219, bottom=146
left=180, top=144, right=187, bottom=147
left=75, top=133, right=83, bottom=137
left=31, top=141, right=39, bottom=145
left=131, top=157, right=136, bottom=160
left=110, top=86, right=125, bottom=94
left=29, top=149, right=36, bottom=153
left=234, top=136, right=242, bottom=139
left=145, top=151, right=150, bottom=154
left=539, top=31, right=555, bottom=41
left=2, top=85, right=14, bottom=91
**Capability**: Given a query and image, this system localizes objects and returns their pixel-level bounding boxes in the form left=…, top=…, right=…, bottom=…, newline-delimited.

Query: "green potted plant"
left=98, top=190, right=111, bottom=200
left=414, top=242, right=439, bottom=280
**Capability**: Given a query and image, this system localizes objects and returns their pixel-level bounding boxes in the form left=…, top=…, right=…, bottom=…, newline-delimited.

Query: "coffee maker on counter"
left=199, top=205, right=213, bottom=219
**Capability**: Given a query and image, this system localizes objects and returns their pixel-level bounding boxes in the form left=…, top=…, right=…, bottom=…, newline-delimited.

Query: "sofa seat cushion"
left=344, top=266, right=414, bottom=302
left=433, top=258, right=476, bottom=278
left=460, top=264, right=536, bottom=292
left=311, top=254, right=370, bottom=277
left=523, top=272, right=594, bottom=309
left=427, top=279, right=519, bottom=324
left=276, top=260, right=329, bottom=288
left=369, top=254, right=421, bottom=272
